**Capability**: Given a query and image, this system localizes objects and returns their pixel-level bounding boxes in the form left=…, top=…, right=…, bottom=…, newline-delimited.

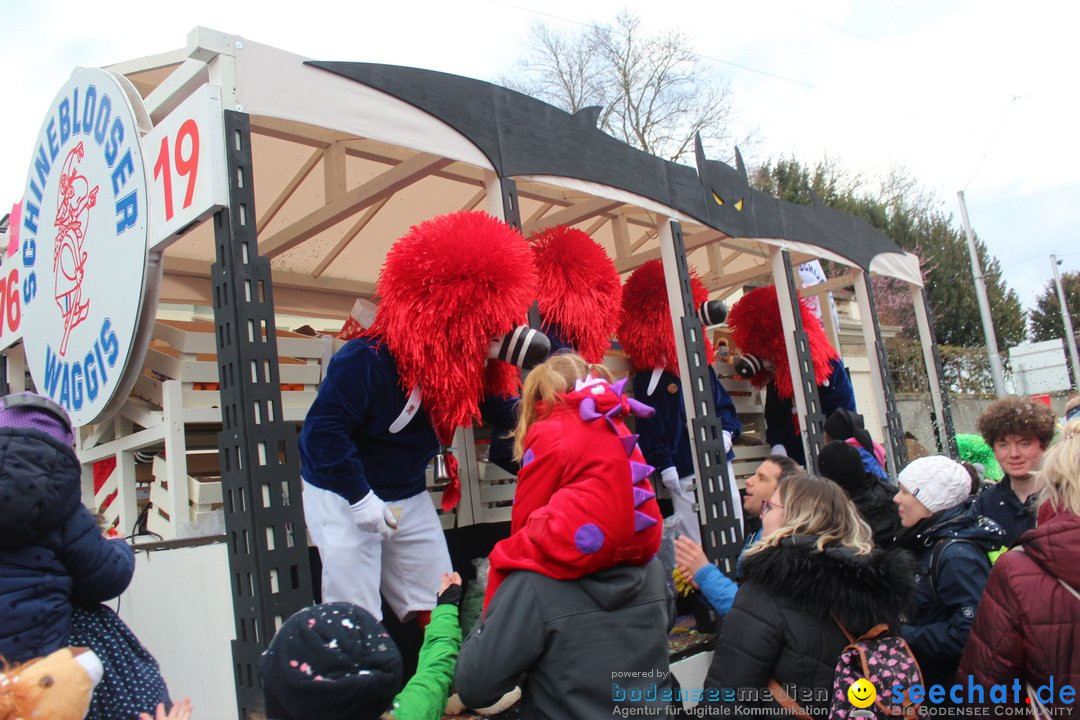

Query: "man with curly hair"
left=973, top=396, right=1057, bottom=545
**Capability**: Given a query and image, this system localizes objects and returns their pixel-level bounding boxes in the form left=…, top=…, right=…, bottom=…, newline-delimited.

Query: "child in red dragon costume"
left=483, top=353, right=664, bottom=611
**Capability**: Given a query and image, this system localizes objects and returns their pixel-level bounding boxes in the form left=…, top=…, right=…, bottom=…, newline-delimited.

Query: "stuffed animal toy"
left=727, top=284, right=856, bottom=466
left=0, top=647, right=102, bottom=720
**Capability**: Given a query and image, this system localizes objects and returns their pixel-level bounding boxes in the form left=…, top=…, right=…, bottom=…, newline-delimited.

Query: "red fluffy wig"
left=367, top=211, right=537, bottom=439
left=726, top=285, right=839, bottom=399
left=529, top=225, right=621, bottom=364
left=617, top=259, right=714, bottom=374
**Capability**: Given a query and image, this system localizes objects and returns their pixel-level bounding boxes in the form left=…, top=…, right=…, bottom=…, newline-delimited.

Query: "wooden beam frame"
left=258, top=153, right=452, bottom=259
left=311, top=196, right=391, bottom=278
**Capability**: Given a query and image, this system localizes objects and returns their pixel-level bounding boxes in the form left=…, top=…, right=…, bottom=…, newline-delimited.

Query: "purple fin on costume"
left=626, top=397, right=656, bottom=419
left=634, top=510, right=658, bottom=533
left=630, top=461, right=655, bottom=483
left=522, top=448, right=535, bottom=467
left=619, top=434, right=639, bottom=457
left=611, top=377, right=629, bottom=397
left=633, top=487, right=655, bottom=507
left=579, top=397, right=601, bottom=421
left=604, top=417, right=618, bottom=434
left=574, top=523, right=605, bottom=554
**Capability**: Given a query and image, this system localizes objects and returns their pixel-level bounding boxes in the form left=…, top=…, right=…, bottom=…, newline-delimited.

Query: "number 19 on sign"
left=145, top=84, right=228, bottom=251
left=153, top=118, right=200, bottom=223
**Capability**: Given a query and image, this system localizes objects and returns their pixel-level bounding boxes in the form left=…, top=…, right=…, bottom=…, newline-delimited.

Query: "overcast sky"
left=3, top=0, right=1077, bottom=322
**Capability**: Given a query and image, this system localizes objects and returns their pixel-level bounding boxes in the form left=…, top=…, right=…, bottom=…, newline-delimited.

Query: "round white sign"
left=19, top=67, right=152, bottom=426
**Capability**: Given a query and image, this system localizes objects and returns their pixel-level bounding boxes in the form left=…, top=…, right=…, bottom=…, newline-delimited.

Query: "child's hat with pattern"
left=258, top=602, right=402, bottom=720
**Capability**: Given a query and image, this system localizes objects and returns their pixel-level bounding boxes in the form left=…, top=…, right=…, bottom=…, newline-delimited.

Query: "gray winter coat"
left=455, top=558, right=674, bottom=719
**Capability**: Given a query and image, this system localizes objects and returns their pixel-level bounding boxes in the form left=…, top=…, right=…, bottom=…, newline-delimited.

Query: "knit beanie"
left=0, top=392, right=74, bottom=446
left=818, top=440, right=867, bottom=493
left=258, top=603, right=402, bottom=720
left=896, top=456, right=971, bottom=514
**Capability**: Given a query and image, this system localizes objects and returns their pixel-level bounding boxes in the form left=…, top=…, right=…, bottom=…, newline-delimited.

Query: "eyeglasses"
left=761, top=498, right=784, bottom=515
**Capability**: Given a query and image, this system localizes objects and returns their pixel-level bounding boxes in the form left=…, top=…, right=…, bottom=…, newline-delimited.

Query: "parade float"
left=3, top=27, right=957, bottom=717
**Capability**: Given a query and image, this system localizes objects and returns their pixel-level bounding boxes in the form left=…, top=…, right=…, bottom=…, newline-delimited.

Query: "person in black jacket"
left=702, top=473, right=915, bottom=718
left=892, top=455, right=1005, bottom=689
left=0, top=392, right=135, bottom=664
left=818, top=441, right=900, bottom=548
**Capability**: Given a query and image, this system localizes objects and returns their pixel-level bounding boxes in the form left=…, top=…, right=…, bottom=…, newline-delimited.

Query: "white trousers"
left=668, top=462, right=744, bottom=544
left=302, top=481, right=452, bottom=622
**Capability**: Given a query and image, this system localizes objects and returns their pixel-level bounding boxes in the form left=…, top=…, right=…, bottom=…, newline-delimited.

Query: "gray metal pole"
left=957, top=191, right=1007, bottom=397
left=1051, top=254, right=1080, bottom=391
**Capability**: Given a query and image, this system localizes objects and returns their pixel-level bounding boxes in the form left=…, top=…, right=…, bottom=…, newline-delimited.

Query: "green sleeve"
left=387, top=603, right=462, bottom=720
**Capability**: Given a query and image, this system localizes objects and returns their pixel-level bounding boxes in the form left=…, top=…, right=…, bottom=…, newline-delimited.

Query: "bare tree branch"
left=499, top=11, right=742, bottom=163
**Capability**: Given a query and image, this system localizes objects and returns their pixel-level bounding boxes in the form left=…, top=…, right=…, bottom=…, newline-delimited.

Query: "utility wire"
left=963, top=95, right=1027, bottom=191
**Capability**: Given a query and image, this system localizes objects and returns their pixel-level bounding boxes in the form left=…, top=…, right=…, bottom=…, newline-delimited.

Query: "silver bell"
left=433, top=451, right=451, bottom=486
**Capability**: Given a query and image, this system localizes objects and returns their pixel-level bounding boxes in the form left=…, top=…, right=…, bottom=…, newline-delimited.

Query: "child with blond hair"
left=482, top=352, right=664, bottom=609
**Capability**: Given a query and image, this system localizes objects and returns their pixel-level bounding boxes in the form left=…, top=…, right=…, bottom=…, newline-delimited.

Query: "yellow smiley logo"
left=847, top=678, right=877, bottom=708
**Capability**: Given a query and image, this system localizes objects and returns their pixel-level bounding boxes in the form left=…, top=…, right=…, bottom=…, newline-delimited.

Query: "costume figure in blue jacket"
left=0, top=393, right=134, bottom=664
left=299, top=212, right=547, bottom=622
left=728, top=285, right=856, bottom=467
left=618, top=260, right=742, bottom=543
left=763, top=357, right=856, bottom=466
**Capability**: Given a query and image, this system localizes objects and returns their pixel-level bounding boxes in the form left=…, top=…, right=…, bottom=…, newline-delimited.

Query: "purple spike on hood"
left=632, top=486, right=656, bottom=507
left=634, top=510, right=659, bottom=533
left=579, top=397, right=601, bottom=421
left=626, top=397, right=656, bottom=419
left=630, top=461, right=655, bottom=483
left=611, top=377, right=629, bottom=397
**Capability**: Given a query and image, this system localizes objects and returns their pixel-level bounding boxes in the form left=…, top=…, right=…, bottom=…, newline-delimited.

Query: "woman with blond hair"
left=958, top=418, right=1080, bottom=707
left=702, top=474, right=915, bottom=718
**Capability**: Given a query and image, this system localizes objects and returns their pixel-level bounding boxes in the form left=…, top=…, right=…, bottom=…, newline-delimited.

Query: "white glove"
left=350, top=490, right=398, bottom=540
left=723, top=430, right=733, bottom=455
left=770, top=444, right=787, bottom=457
left=660, top=467, right=681, bottom=492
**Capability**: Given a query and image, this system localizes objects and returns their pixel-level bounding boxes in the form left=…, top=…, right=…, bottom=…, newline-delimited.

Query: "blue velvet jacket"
left=300, top=336, right=518, bottom=502
left=632, top=366, right=741, bottom=478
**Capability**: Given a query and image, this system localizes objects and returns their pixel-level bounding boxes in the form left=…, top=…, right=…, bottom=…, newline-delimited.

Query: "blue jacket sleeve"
left=299, top=346, right=373, bottom=503
left=58, top=507, right=135, bottom=604
left=632, top=373, right=677, bottom=473
left=820, top=358, right=856, bottom=417
left=480, top=395, right=519, bottom=476
left=901, top=543, right=990, bottom=660
left=693, top=563, right=738, bottom=617
left=710, top=368, right=741, bottom=459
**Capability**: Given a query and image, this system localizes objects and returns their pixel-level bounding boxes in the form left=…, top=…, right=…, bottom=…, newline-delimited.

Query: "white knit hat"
left=897, top=455, right=971, bottom=514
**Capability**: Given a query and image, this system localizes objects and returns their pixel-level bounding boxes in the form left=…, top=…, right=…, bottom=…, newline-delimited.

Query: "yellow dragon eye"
left=712, top=191, right=724, bottom=206
left=735, top=199, right=744, bottom=212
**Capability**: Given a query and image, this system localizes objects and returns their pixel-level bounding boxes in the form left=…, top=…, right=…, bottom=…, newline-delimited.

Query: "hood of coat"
left=0, top=427, right=83, bottom=548
left=741, top=535, right=917, bottom=632
left=895, top=503, right=1006, bottom=555
left=579, top=561, right=658, bottom=611
left=1018, top=509, right=1080, bottom=589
